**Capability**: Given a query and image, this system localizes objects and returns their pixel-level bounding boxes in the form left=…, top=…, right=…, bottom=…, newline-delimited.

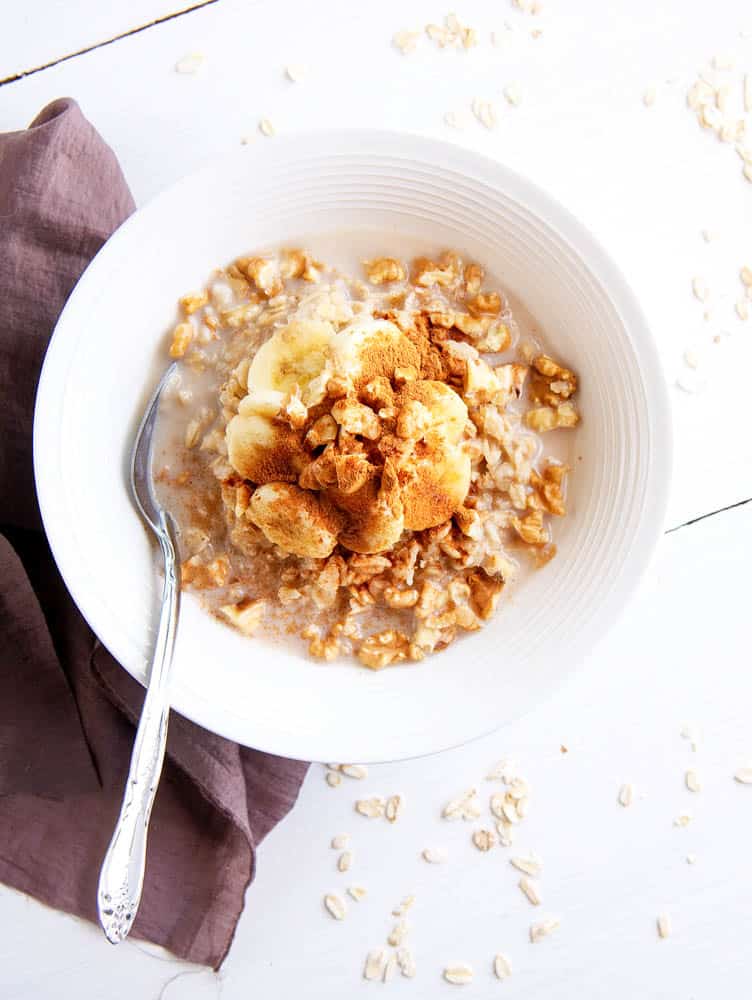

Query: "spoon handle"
left=97, top=510, right=181, bottom=944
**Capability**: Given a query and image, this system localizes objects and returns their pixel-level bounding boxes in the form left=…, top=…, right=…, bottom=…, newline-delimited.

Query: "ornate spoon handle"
left=97, top=511, right=180, bottom=944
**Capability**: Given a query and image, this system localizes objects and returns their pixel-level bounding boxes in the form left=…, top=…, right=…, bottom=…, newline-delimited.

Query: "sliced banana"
left=395, top=380, right=467, bottom=443
left=247, top=319, right=336, bottom=395
left=248, top=482, right=341, bottom=558
left=237, top=388, right=286, bottom=418
left=226, top=413, right=306, bottom=483
left=332, top=461, right=405, bottom=554
left=332, top=318, right=421, bottom=386
left=402, top=446, right=472, bottom=531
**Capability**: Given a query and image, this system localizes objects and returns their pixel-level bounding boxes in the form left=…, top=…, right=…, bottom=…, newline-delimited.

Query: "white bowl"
left=34, top=131, right=671, bottom=763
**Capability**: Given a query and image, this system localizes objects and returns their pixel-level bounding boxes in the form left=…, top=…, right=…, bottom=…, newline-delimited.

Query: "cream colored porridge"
left=153, top=244, right=580, bottom=669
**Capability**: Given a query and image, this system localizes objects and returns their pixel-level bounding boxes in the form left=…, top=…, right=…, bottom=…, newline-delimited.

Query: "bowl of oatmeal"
left=34, top=131, right=671, bottom=761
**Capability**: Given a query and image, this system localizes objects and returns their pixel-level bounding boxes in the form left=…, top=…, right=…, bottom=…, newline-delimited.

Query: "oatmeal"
left=154, top=245, right=580, bottom=668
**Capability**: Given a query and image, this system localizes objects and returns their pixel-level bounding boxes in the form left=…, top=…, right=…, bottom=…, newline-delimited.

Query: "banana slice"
left=332, top=460, right=405, bottom=554
left=402, top=445, right=472, bottom=531
left=237, top=388, right=286, bottom=418
left=226, top=413, right=306, bottom=483
left=395, top=380, right=467, bottom=443
left=248, top=482, right=341, bottom=558
left=332, top=317, right=421, bottom=386
left=247, top=319, right=336, bottom=395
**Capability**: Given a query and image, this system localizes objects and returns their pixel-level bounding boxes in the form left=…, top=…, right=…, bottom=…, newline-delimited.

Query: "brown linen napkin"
left=0, top=98, right=309, bottom=969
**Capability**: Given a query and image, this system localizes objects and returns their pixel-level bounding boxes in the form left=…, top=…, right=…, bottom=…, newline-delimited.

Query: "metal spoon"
left=97, top=362, right=181, bottom=944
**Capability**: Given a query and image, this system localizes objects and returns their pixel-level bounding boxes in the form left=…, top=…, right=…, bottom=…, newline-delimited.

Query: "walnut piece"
left=528, top=463, right=568, bottom=516
left=512, top=510, right=548, bottom=546
left=169, top=321, right=194, bottom=359
left=524, top=402, right=579, bottom=432
left=358, top=630, right=411, bottom=669
left=363, top=257, right=406, bottom=284
left=466, top=570, right=504, bottom=619
left=219, top=599, right=266, bottom=635
left=331, top=399, right=381, bottom=439
left=529, top=354, right=578, bottom=406
left=180, top=291, right=209, bottom=315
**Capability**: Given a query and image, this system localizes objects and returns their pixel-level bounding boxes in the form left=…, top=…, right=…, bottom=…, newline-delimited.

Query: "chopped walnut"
left=331, top=398, right=381, bottom=439
left=240, top=257, right=282, bottom=297
left=467, top=570, right=504, bottom=619
left=311, top=556, right=344, bottom=609
left=219, top=598, right=266, bottom=635
left=512, top=510, right=548, bottom=546
left=280, top=248, right=322, bottom=282
left=412, top=254, right=460, bottom=288
left=524, top=402, right=579, bottom=432
left=359, top=376, right=394, bottom=410
left=358, top=629, right=411, bottom=669
left=464, top=263, right=484, bottom=295
left=169, top=322, right=194, bottom=359
left=529, top=355, right=578, bottom=406
left=305, top=413, right=338, bottom=448
left=363, top=257, right=406, bottom=284
left=303, top=625, right=340, bottom=661
left=180, top=291, right=209, bottom=316
left=345, top=553, right=392, bottom=585
left=477, top=323, right=512, bottom=353
left=528, top=463, right=567, bottom=516
left=466, top=292, right=502, bottom=316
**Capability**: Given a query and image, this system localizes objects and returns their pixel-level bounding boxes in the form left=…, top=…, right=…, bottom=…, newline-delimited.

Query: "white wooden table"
left=2, top=1, right=752, bottom=996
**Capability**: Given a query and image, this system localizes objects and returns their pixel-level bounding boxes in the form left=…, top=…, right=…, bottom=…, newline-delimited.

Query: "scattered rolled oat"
left=685, top=770, right=701, bottom=793
left=341, top=764, right=368, bottom=779
left=657, top=913, right=671, bottom=939
left=387, top=921, right=408, bottom=947
left=174, top=52, right=205, bottom=75
left=363, top=949, right=386, bottom=981
left=510, top=855, right=543, bottom=877
left=493, top=953, right=512, bottom=980
left=692, top=277, right=710, bottom=302
left=443, top=964, right=474, bottom=985
left=674, top=812, right=693, bottom=827
left=425, top=13, right=477, bottom=50
left=618, top=783, right=634, bottom=807
left=285, top=63, right=309, bottom=82
left=518, top=876, right=541, bottom=905
left=643, top=87, right=657, bottom=107
left=331, top=834, right=350, bottom=849
left=326, top=770, right=342, bottom=788
left=258, top=118, right=275, bottom=137
left=734, top=767, right=752, bottom=784
left=471, top=98, right=497, bottom=130
left=744, top=163, right=752, bottom=182
left=496, top=820, right=514, bottom=847
left=504, top=84, right=522, bottom=107
left=324, top=893, right=346, bottom=920
left=393, top=29, right=420, bottom=54
left=337, top=851, right=353, bottom=872
left=396, top=946, right=417, bottom=978
left=472, top=829, right=496, bottom=852
left=356, top=797, right=385, bottom=818
left=530, top=917, right=560, bottom=943
left=383, top=953, right=398, bottom=982
left=486, top=759, right=517, bottom=782
left=735, top=299, right=749, bottom=320
left=741, top=266, right=752, bottom=286
left=443, top=788, right=481, bottom=821
left=348, top=885, right=367, bottom=901
left=385, top=794, right=403, bottom=823
left=422, top=847, right=449, bottom=864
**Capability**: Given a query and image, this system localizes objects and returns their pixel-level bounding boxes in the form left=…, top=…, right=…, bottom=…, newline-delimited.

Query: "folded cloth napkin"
left=0, top=98, right=309, bottom=969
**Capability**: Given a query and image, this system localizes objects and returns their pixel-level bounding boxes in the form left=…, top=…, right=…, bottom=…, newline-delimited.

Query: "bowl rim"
left=33, top=128, right=673, bottom=762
